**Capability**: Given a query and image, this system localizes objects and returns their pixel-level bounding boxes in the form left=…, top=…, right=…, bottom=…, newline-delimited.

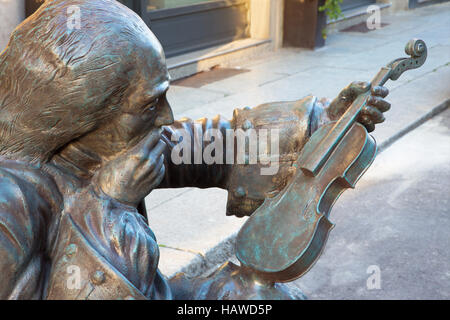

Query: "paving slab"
left=200, top=67, right=290, bottom=96
left=146, top=187, right=247, bottom=278
left=166, top=85, right=228, bottom=115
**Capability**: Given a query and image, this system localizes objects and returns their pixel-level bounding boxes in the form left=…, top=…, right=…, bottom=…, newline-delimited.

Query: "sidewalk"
left=145, top=1, right=450, bottom=288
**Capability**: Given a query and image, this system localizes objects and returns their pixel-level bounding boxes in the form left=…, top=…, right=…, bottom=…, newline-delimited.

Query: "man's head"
left=0, top=0, right=173, bottom=164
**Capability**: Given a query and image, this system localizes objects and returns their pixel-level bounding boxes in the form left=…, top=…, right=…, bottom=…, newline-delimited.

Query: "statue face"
left=118, top=38, right=175, bottom=140
left=60, top=36, right=175, bottom=162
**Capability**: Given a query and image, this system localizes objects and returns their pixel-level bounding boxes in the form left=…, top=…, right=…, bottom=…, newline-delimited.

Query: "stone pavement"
left=144, top=1, right=450, bottom=297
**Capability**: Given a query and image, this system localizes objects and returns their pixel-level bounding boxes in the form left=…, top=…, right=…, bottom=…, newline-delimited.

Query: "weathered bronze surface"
left=0, top=0, right=396, bottom=299
left=236, top=39, right=427, bottom=282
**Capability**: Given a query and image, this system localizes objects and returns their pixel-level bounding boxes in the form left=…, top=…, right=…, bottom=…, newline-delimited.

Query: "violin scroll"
left=388, top=39, right=427, bottom=81
left=405, top=38, right=426, bottom=57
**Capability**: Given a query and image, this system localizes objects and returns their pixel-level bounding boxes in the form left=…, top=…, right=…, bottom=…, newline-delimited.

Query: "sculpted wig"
left=0, top=0, right=156, bottom=163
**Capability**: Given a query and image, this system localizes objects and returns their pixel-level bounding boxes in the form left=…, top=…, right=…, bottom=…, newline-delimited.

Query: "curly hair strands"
left=0, top=0, right=155, bottom=163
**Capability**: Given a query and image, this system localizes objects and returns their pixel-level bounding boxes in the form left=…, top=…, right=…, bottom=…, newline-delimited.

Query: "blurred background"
left=1, top=0, right=443, bottom=62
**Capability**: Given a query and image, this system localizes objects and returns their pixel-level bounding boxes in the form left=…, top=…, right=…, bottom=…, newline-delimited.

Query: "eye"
left=144, top=98, right=159, bottom=111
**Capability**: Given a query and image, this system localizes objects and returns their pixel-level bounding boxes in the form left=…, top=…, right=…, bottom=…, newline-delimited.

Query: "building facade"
left=0, top=0, right=437, bottom=78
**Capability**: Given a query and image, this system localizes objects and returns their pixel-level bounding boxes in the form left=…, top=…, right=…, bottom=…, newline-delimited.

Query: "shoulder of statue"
left=0, top=158, right=63, bottom=216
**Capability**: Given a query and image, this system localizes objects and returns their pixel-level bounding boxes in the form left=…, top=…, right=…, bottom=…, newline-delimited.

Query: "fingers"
left=143, top=154, right=165, bottom=181
left=358, top=114, right=376, bottom=133
left=371, top=85, right=389, bottom=98
left=154, top=163, right=166, bottom=186
left=358, top=105, right=385, bottom=133
left=357, top=85, right=390, bottom=133
left=351, top=81, right=371, bottom=93
left=369, top=85, right=390, bottom=114
left=362, top=105, right=385, bottom=123
left=149, top=140, right=167, bottom=160
left=134, top=141, right=166, bottom=180
left=337, top=81, right=370, bottom=106
left=96, top=131, right=167, bottom=205
left=136, top=129, right=162, bottom=155
left=367, top=95, right=391, bottom=113
left=328, top=81, right=371, bottom=120
left=141, top=155, right=166, bottom=191
left=345, top=81, right=370, bottom=98
left=343, top=82, right=388, bottom=101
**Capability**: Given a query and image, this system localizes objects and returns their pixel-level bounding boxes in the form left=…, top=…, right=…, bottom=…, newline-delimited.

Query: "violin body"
left=236, top=122, right=376, bottom=282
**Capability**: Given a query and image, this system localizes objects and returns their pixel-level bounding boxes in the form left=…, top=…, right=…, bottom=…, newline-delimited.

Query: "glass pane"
left=147, top=0, right=216, bottom=11
left=118, top=0, right=135, bottom=9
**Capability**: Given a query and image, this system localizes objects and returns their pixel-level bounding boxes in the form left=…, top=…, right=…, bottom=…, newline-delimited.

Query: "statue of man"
left=0, top=0, right=390, bottom=299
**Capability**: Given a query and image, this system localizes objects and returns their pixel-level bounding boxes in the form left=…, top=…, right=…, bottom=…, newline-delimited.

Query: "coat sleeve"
left=157, top=114, right=233, bottom=189
left=157, top=96, right=327, bottom=191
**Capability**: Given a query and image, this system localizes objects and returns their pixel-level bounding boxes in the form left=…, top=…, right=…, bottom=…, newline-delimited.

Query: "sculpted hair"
left=0, top=0, right=151, bottom=162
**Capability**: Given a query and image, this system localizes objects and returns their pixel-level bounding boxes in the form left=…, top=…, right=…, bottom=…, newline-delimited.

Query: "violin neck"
left=371, top=66, right=392, bottom=87
left=299, top=66, right=392, bottom=176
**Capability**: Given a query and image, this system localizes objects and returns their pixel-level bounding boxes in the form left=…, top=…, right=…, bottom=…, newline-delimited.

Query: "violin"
left=236, top=39, right=428, bottom=282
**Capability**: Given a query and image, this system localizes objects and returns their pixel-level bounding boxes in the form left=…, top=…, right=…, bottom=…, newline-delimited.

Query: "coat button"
left=234, top=186, right=246, bottom=198
left=65, top=244, right=77, bottom=257
left=242, top=119, right=253, bottom=130
left=91, top=271, right=106, bottom=285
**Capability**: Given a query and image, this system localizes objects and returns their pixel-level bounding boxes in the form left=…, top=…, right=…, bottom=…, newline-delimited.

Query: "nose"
left=155, top=95, right=174, bottom=127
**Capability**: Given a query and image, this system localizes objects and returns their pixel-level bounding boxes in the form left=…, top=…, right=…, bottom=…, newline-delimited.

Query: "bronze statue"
left=0, top=0, right=399, bottom=300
